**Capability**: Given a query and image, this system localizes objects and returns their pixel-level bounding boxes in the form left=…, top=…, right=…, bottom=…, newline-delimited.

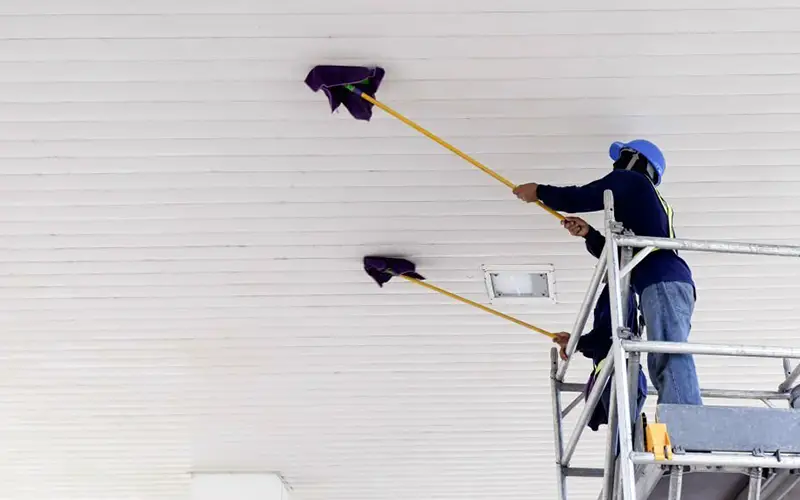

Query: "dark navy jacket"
left=537, top=169, right=694, bottom=295
left=575, top=226, right=645, bottom=431
left=576, top=226, right=638, bottom=364
left=576, top=285, right=638, bottom=366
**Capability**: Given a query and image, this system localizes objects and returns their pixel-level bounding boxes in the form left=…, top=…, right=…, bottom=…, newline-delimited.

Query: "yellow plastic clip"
left=645, top=423, right=673, bottom=461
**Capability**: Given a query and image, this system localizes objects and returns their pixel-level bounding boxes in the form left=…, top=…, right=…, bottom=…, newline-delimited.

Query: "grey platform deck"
left=636, top=404, right=800, bottom=500
left=641, top=469, right=800, bottom=500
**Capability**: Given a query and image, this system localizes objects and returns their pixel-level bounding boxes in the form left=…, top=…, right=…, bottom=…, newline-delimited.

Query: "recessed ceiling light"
left=481, top=265, right=556, bottom=304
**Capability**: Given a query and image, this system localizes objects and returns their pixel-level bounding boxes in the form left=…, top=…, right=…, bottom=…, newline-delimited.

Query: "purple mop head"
left=363, top=256, right=425, bottom=287
left=305, top=65, right=385, bottom=121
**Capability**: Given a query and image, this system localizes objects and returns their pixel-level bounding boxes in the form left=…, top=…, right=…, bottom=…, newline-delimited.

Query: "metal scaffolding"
left=550, top=190, right=800, bottom=500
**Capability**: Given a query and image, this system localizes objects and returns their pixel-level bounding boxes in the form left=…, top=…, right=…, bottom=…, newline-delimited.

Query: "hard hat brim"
left=609, top=141, right=627, bottom=161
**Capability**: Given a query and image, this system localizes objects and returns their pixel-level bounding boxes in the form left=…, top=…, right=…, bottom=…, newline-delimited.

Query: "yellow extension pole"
left=400, top=275, right=555, bottom=339
left=356, top=91, right=565, bottom=221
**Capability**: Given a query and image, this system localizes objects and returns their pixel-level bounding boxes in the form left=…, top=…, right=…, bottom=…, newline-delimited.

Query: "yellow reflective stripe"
left=594, top=358, right=607, bottom=375
left=653, top=187, right=675, bottom=239
left=646, top=179, right=677, bottom=257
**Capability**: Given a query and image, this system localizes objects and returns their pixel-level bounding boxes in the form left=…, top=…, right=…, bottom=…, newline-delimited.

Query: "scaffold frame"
left=550, top=190, right=800, bottom=500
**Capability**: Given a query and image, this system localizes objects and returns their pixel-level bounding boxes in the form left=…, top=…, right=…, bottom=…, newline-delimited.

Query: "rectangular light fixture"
left=481, top=264, right=556, bottom=304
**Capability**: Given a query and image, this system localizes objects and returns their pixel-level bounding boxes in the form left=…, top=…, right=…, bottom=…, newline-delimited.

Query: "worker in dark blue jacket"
left=515, top=139, right=702, bottom=406
left=552, top=222, right=647, bottom=430
left=552, top=220, right=638, bottom=366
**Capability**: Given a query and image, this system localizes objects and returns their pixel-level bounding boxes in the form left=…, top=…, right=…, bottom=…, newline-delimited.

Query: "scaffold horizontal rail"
left=621, top=340, right=800, bottom=359
left=558, top=382, right=789, bottom=401
left=614, top=234, right=800, bottom=257
left=630, top=452, right=800, bottom=470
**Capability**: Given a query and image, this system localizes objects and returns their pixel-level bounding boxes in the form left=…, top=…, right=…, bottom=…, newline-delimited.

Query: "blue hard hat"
left=609, top=139, right=666, bottom=185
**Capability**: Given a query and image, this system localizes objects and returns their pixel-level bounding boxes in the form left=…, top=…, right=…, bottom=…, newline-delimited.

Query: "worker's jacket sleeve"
left=576, top=326, right=611, bottom=361
left=577, top=287, right=639, bottom=362
left=584, top=226, right=605, bottom=259
left=536, top=171, right=626, bottom=213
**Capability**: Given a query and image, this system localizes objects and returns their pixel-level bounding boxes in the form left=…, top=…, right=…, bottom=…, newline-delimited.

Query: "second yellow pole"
left=400, top=275, right=555, bottom=338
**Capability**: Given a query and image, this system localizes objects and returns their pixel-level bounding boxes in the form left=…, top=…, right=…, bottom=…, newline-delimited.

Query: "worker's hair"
left=612, top=149, right=660, bottom=185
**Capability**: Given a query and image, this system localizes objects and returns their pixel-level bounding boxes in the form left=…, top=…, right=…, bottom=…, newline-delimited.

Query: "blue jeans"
left=640, top=282, right=703, bottom=405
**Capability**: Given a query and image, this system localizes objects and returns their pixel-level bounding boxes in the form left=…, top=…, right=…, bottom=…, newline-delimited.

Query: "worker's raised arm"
left=514, top=170, right=627, bottom=214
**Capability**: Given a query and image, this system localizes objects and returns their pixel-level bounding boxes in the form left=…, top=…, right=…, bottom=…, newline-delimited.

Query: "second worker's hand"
left=513, top=183, right=539, bottom=203
left=553, top=332, right=571, bottom=361
left=562, top=216, right=589, bottom=238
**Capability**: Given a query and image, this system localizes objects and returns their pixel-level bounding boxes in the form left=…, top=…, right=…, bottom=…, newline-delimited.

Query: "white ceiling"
left=2, top=1, right=800, bottom=499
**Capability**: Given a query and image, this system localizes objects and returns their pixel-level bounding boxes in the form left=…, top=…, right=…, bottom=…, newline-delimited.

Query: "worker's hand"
left=513, top=183, right=539, bottom=203
left=562, top=216, right=589, bottom=238
left=552, top=332, right=571, bottom=361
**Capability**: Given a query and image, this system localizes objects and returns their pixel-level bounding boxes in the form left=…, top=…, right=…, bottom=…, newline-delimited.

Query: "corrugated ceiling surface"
left=2, top=1, right=800, bottom=499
